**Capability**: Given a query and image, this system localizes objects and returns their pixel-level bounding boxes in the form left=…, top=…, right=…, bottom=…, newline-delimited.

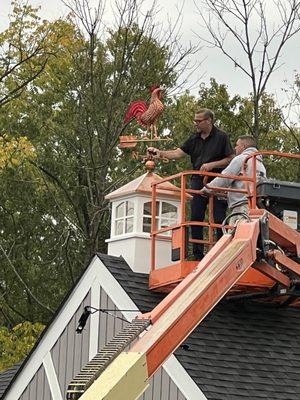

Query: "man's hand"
left=200, top=162, right=215, bottom=171
left=198, top=188, right=209, bottom=197
left=147, top=147, right=161, bottom=158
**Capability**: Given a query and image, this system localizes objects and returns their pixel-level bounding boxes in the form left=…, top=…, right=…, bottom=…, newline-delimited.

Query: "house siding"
left=140, top=367, right=187, bottom=400
left=20, top=365, right=51, bottom=400
left=3, top=276, right=187, bottom=400
left=98, top=285, right=129, bottom=350
left=97, top=286, right=187, bottom=400
left=51, top=290, right=91, bottom=398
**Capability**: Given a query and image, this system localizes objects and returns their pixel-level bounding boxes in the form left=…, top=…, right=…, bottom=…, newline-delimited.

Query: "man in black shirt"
left=148, top=108, right=234, bottom=260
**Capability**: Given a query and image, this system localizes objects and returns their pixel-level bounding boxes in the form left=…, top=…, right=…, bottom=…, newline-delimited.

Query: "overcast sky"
left=1, top=0, right=299, bottom=108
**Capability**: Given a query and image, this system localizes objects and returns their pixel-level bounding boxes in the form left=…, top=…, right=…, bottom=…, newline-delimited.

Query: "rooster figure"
left=124, top=86, right=164, bottom=138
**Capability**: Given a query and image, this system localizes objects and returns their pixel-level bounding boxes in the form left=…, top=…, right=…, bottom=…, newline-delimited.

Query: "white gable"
left=3, top=256, right=207, bottom=400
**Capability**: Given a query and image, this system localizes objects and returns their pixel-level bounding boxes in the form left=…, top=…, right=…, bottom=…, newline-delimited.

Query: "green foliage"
left=197, top=79, right=243, bottom=136
left=160, top=79, right=298, bottom=182
left=0, top=1, right=298, bottom=328
left=0, top=0, right=193, bottom=324
left=0, top=1, right=70, bottom=107
left=0, top=135, right=35, bottom=170
left=195, top=79, right=283, bottom=145
left=0, top=322, right=45, bottom=372
left=261, top=128, right=300, bottom=182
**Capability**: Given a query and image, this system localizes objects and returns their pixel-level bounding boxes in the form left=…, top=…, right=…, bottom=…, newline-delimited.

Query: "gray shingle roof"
left=1, top=253, right=300, bottom=400
left=98, top=253, right=300, bottom=400
left=0, top=364, right=22, bottom=398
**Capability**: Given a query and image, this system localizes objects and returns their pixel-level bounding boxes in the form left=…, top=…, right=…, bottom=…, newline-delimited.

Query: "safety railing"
left=150, top=151, right=300, bottom=273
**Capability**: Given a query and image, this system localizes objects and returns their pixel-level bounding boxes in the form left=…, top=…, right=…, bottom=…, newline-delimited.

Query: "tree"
left=0, top=322, right=44, bottom=372
left=162, top=78, right=296, bottom=180
left=0, top=4, right=84, bottom=326
left=165, top=78, right=282, bottom=143
left=0, top=0, right=198, bottom=324
left=0, top=1, right=68, bottom=108
left=0, top=11, right=87, bottom=325
left=279, top=73, right=300, bottom=180
left=196, top=0, right=300, bottom=142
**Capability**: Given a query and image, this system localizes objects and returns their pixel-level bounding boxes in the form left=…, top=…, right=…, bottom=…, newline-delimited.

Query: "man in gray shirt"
left=200, top=135, right=266, bottom=225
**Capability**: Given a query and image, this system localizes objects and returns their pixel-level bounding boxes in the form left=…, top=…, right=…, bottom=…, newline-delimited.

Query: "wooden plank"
left=80, top=352, right=148, bottom=400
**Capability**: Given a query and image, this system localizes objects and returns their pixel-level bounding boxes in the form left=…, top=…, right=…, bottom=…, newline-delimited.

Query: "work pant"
left=228, top=203, right=249, bottom=226
left=190, top=178, right=227, bottom=260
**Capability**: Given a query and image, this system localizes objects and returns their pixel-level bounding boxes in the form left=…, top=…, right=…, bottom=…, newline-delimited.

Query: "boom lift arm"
left=67, top=217, right=274, bottom=400
left=67, top=151, right=300, bottom=400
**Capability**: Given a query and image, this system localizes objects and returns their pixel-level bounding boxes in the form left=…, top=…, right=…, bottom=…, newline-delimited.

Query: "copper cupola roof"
left=105, top=172, right=182, bottom=200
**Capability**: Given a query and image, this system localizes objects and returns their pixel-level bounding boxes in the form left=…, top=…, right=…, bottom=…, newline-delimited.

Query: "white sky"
left=0, top=0, right=299, bottom=107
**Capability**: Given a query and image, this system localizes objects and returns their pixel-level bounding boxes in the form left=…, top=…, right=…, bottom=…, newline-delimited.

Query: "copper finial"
left=145, top=159, right=155, bottom=172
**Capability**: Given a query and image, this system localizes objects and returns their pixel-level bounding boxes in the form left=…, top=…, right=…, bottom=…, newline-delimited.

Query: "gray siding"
left=97, top=286, right=187, bottom=400
left=98, top=286, right=129, bottom=350
left=13, top=285, right=187, bottom=400
left=20, top=365, right=51, bottom=400
left=51, top=290, right=91, bottom=398
left=139, top=363, right=187, bottom=400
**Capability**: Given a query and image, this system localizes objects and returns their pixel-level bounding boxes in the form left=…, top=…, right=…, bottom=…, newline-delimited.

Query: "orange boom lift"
left=67, top=151, right=300, bottom=400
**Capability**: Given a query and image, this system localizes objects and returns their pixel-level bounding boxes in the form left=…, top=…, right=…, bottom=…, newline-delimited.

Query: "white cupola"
left=105, top=171, right=181, bottom=273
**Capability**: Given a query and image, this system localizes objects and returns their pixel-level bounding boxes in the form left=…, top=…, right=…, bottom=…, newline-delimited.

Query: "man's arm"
left=147, top=147, right=186, bottom=160
left=201, top=156, right=242, bottom=195
left=200, top=154, right=235, bottom=171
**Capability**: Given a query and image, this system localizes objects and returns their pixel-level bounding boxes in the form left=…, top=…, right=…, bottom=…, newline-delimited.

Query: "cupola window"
left=143, top=201, right=178, bottom=233
left=115, top=200, right=134, bottom=235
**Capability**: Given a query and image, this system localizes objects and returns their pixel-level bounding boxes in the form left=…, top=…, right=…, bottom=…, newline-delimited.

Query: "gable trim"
left=89, top=277, right=101, bottom=360
left=3, top=256, right=100, bottom=400
left=95, top=256, right=207, bottom=400
left=3, top=255, right=207, bottom=400
left=95, top=258, right=140, bottom=322
left=43, top=353, right=63, bottom=400
left=164, top=357, right=207, bottom=400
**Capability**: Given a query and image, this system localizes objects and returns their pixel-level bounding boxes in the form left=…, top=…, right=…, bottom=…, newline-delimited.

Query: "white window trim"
left=142, top=200, right=178, bottom=234
left=113, top=199, right=135, bottom=237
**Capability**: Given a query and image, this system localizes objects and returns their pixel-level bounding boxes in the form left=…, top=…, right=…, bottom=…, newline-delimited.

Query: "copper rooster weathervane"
left=119, top=86, right=170, bottom=171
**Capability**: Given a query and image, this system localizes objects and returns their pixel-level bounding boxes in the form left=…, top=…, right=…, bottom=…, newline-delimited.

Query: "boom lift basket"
left=149, top=151, right=300, bottom=292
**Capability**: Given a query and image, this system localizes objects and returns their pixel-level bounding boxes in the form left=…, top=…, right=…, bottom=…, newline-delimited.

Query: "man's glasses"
left=194, top=118, right=207, bottom=124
